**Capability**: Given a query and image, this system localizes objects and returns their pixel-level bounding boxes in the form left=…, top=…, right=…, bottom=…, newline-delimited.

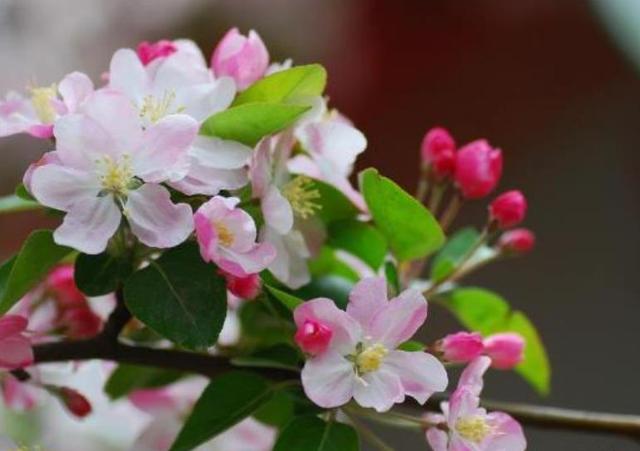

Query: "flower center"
left=282, top=176, right=321, bottom=219
left=139, top=90, right=182, bottom=124
left=98, top=155, right=134, bottom=197
left=355, top=343, right=388, bottom=374
left=30, top=84, right=57, bottom=124
left=214, top=221, right=235, bottom=247
left=455, top=415, right=492, bottom=443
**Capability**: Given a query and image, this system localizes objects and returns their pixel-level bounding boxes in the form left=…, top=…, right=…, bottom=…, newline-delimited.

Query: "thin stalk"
left=343, top=409, right=396, bottom=451
left=438, top=193, right=463, bottom=231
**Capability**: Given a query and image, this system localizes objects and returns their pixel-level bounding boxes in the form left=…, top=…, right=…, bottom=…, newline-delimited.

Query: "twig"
left=438, top=192, right=463, bottom=231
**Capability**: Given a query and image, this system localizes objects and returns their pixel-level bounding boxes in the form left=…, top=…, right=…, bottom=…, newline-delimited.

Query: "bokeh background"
left=1, top=0, right=639, bottom=449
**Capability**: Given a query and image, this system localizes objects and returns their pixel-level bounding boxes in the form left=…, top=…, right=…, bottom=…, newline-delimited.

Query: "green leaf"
left=308, top=247, right=360, bottom=283
left=274, top=416, right=359, bottom=451
left=398, top=340, right=426, bottom=352
left=104, top=364, right=183, bottom=400
left=0, top=194, right=39, bottom=214
left=265, top=285, right=303, bottom=311
left=74, top=252, right=133, bottom=297
left=239, top=299, right=296, bottom=348
left=124, top=242, right=227, bottom=349
left=15, top=184, right=35, bottom=202
left=441, top=288, right=551, bottom=395
left=201, top=102, right=310, bottom=147
left=312, top=180, right=359, bottom=224
left=0, top=230, right=72, bottom=314
left=254, top=390, right=295, bottom=428
left=431, top=228, right=480, bottom=282
left=232, top=345, right=301, bottom=372
left=234, top=64, right=327, bottom=106
left=360, top=168, right=444, bottom=261
left=294, top=275, right=354, bottom=310
left=328, top=220, right=387, bottom=270
left=170, top=371, right=275, bottom=451
left=384, top=261, right=400, bottom=296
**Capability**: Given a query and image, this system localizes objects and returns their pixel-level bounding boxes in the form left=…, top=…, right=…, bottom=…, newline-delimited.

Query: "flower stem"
left=343, top=409, right=397, bottom=451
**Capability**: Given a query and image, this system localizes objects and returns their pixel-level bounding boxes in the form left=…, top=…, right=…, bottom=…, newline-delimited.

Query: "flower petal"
left=301, top=350, right=355, bottom=408
left=262, top=186, right=293, bottom=234
left=126, top=184, right=194, bottom=249
left=176, top=77, right=236, bottom=122
left=425, top=428, right=449, bottom=451
left=352, top=368, right=404, bottom=412
left=190, top=135, right=252, bottom=169
left=368, top=288, right=427, bottom=348
left=346, top=276, right=388, bottom=329
left=54, top=196, right=121, bottom=254
left=0, top=336, right=33, bottom=369
left=485, top=412, right=527, bottom=451
left=457, top=356, right=491, bottom=396
left=383, top=351, right=448, bottom=404
left=58, top=71, right=94, bottom=112
left=448, top=387, right=481, bottom=427
left=294, top=298, right=361, bottom=355
left=30, top=163, right=98, bottom=211
left=171, top=165, right=248, bottom=196
left=0, top=316, right=28, bottom=340
left=263, top=227, right=311, bottom=290
left=109, top=48, right=149, bottom=104
left=217, top=242, right=276, bottom=277
left=53, top=114, right=114, bottom=169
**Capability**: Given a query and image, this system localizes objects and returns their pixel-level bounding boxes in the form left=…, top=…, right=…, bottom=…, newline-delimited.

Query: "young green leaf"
left=0, top=194, right=40, bottom=214
left=74, top=252, right=133, bottom=297
left=253, top=390, right=296, bottom=428
left=311, top=179, right=359, bottom=224
left=234, top=64, right=327, bottom=106
left=104, top=364, right=183, bottom=400
left=124, top=242, right=227, bottom=349
left=360, top=168, right=444, bottom=261
left=200, top=102, right=310, bottom=146
left=308, top=247, right=360, bottom=283
left=0, top=230, right=72, bottom=314
left=294, top=275, right=354, bottom=310
left=441, top=287, right=551, bottom=395
left=430, top=227, right=480, bottom=282
left=273, top=416, right=359, bottom=451
left=265, top=285, right=303, bottom=311
left=14, top=183, right=35, bottom=202
left=328, top=219, right=387, bottom=270
left=170, top=371, right=275, bottom=451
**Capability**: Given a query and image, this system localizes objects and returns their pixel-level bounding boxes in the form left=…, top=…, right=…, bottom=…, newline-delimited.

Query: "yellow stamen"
left=98, top=155, right=133, bottom=196
left=455, top=416, right=493, bottom=443
left=282, top=176, right=321, bottom=219
left=30, top=84, right=57, bottom=124
left=356, top=343, right=388, bottom=374
left=214, top=221, right=235, bottom=247
left=139, top=91, right=182, bottom=123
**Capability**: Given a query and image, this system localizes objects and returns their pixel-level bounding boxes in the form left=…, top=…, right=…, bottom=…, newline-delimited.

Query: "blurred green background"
left=0, top=0, right=638, bottom=449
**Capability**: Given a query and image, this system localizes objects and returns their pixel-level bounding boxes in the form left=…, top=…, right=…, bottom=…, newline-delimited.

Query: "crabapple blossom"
left=2, top=374, right=38, bottom=411
left=194, top=196, right=276, bottom=277
left=211, top=28, right=270, bottom=90
left=489, top=190, right=527, bottom=229
left=29, top=89, right=197, bottom=254
left=295, top=319, right=333, bottom=355
left=425, top=357, right=526, bottom=451
left=483, top=333, right=525, bottom=369
left=220, top=270, right=261, bottom=300
left=296, top=277, right=448, bottom=412
left=0, top=315, right=33, bottom=369
left=137, top=40, right=178, bottom=66
left=421, top=126, right=457, bottom=179
left=499, top=228, right=536, bottom=254
left=454, top=139, right=503, bottom=199
left=0, top=71, right=93, bottom=139
left=439, top=331, right=484, bottom=363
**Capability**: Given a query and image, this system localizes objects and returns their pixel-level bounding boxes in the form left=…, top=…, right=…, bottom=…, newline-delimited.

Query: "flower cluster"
left=0, top=29, right=545, bottom=451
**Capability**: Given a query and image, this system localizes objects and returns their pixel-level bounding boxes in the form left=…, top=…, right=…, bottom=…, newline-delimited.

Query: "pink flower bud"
left=59, top=387, right=92, bottom=418
left=137, top=40, right=177, bottom=66
left=59, top=307, right=102, bottom=339
left=294, top=319, right=332, bottom=355
left=46, top=264, right=85, bottom=308
left=483, top=333, right=525, bottom=369
left=489, top=190, right=527, bottom=229
left=220, top=271, right=261, bottom=300
left=211, top=28, right=269, bottom=90
left=454, top=140, right=503, bottom=199
left=498, top=228, right=535, bottom=254
left=440, top=331, right=484, bottom=362
left=421, top=127, right=456, bottom=179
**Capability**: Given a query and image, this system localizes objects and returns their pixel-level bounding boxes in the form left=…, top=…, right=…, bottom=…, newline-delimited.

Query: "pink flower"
left=194, top=196, right=276, bottom=277
left=29, top=90, right=197, bottom=254
left=289, top=101, right=368, bottom=211
left=489, top=190, right=527, bottom=229
left=425, top=357, right=526, bottom=451
left=2, top=374, right=38, bottom=411
left=211, top=28, right=269, bottom=90
left=498, top=228, right=536, bottom=254
left=295, top=277, right=448, bottom=412
left=421, top=127, right=456, bottom=179
left=46, top=264, right=85, bottom=308
left=109, top=41, right=252, bottom=197
left=440, top=332, right=484, bottom=363
left=0, top=315, right=33, bottom=369
left=137, top=40, right=178, bottom=66
left=0, top=72, right=94, bottom=139
left=454, top=140, right=503, bottom=199
left=483, top=333, right=525, bottom=370
left=220, top=270, right=261, bottom=300
left=295, top=319, right=333, bottom=355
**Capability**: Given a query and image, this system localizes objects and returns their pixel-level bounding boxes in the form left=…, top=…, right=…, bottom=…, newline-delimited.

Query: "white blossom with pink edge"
left=109, top=39, right=252, bottom=196
left=425, top=356, right=526, bottom=451
left=194, top=196, right=276, bottom=277
left=0, top=71, right=94, bottom=139
left=289, top=98, right=368, bottom=212
left=295, top=277, right=448, bottom=412
left=29, top=89, right=198, bottom=254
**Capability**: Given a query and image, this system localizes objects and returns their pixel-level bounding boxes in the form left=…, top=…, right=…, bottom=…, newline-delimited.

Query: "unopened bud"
left=421, top=127, right=456, bottom=179
left=294, top=319, right=332, bottom=355
left=489, top=190, right=527, bottom=229
left=137, top=40, right=177, bottom=66
left=498, top=228, right=535, bottom=254
left=483, top=333, right=525, bottom=369
left=211, top=28, right=269, bottom=89
left=59, top=387, right=92, bottom=418
left=220, top=271, right=261, bottom=300
left=439, top=331, right=484, bottom=363
left=46, top=264, right=85, bottom=308
left=60, top=307, right=102, bottom=339
left=454, top=140, right=502, bottom=199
